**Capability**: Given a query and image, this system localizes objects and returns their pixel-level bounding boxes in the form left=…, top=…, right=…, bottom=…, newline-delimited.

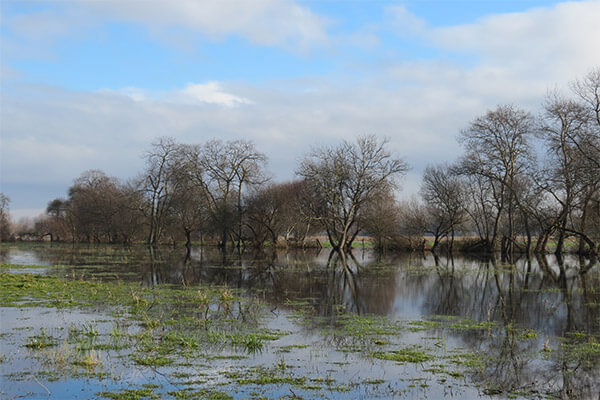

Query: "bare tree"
left=169, top=170, right=209, bottom=248
left=421, top=164, right=466, bottom=252
left=397, top=197, right=428, bottom=251
left=0, top=193, right=11, bottom=242
left=571, top=67, right=600, bottom=129
left=66, top=170, right=141, bottom=243
left=182, top=139, right=268, bottom=250
left=539, top=92, right=599, bottom=255
left=141, top=137, right=183, bottom=245
left=570, top=67, right=600, bottom=254
left=457, top=105, right=535, bottom=255
left=297, top=135, right=408, bottom=252
left=244, top=181, right=310, bottom=248
left=359, top=186, right=401, bottom=251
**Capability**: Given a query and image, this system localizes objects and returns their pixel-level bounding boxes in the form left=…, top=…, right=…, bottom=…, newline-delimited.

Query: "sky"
left=1, top=0, right=600, bottom=221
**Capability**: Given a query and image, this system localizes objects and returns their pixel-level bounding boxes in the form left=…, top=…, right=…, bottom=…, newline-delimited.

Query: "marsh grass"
left=25, top=328, right=58, bottom=349
left=2, top=247, right=599, bottom=400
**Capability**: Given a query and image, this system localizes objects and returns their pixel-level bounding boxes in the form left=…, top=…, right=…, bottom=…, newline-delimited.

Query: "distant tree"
left=181, top=139, right=268, bottom=250
left=0, top=193, right=11, bottom=242
left=397, top=198, right=428, bottom=251
left=297, top=135, right=408, bottom=252
left=169, top=170, right=209, bottom=248
left=65, top=170, right=142, bottom=244
left=571, top=67, right=600, bottom=129
left=420, top=164, right=466, bottom=252
left=457, top=105, right=535, bottom=254
left=141, top=137, right=183, bottom=245
left=244, top=185, right=280, bottom=247
left=539, top=92, right=599, bottom=255
left=359, top=186, right=401, bottom=251
left=571, top=67, right=600, bottom=254
left=44, top=198, right=71, bottom=241
left=245, top=180, right=318, bottom=248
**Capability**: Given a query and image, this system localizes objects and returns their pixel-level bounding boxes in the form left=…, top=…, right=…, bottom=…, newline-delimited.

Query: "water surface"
left=0, top=243, right=598, bottom=399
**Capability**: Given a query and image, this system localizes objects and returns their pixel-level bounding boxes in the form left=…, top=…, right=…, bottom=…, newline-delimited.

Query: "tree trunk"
left=185, top=229, right=191, bottom=248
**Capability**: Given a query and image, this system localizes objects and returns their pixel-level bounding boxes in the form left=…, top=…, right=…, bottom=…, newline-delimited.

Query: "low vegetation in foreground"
left=1, top=256, right=599, bottom=399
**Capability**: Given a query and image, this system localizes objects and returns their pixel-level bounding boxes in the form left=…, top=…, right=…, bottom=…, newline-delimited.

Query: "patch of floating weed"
left=407, top=320, right=441, bottom=332
left=236, top=367, right=307, bottom=387
left=168, top=389, right=233, bottom=400
left=72, top=350, right=102, bottom=369
left=447, top=352, right=484, bottom=369
left=328, top=384, right=352, bottom=392
left=25, top=328, right=57, bottom=349
left=238, top=375, right=307, bottom=385
left=372, top=346, right=433, bottom=364
left=328, top=314, right=401, bottom=340
left=206, top=354, right=248, bottom=361
left=518, top=330, right=538, bottom=340
left=97, top=388, right=160, bottom=400
left=559, top=333, right=600, bottom=369
left=363, top=378, right=385, bottom=384
left=277, top=344, right=308, bottom=353
left=448, top=319, right=495, bottom=331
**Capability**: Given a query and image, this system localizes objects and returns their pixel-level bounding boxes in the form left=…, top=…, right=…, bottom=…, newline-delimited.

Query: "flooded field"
left=0, top=243, right=599, bottom=399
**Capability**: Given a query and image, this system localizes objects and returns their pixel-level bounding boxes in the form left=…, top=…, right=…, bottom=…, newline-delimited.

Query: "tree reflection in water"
left=1, top=244, right=598, bottom=398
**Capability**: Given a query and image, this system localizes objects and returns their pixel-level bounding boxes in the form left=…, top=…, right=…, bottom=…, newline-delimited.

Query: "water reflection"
left=1, top=243, right=599, bottom=398
left=2, top=244, right=598, bottom=335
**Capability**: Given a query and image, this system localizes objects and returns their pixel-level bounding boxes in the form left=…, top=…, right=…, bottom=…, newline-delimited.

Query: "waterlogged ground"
left=0, top=244, right=599, bottom=400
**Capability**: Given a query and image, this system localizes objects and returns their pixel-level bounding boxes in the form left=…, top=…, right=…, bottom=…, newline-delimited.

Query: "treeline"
left=12, top=135, right=406, bottom=252
left=413, top=68, right=600, bottom=257
left=2, top=68, right=599, bottom=256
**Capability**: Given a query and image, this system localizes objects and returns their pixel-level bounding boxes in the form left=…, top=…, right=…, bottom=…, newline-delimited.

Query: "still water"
left=0, top=243, right=598, bottom=399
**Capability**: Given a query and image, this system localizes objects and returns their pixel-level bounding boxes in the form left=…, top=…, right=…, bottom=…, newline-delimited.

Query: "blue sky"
left=1, top=0, right=600, bottom=220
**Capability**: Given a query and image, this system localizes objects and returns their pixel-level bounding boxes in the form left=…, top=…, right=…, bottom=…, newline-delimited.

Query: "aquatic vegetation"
left=447, top=319, right=495, bottom=331
left=407, top=320, right=441, bottom=332
left=167, top=389, right=233, bottom=400
left=371, top=347, right=434, bottom=364
left=241, top=333, right=264, bottom=355
left=25, top=328, right=58, bottom=349
left=97, top=388, right=160, bottom=400
left=1, top=245, right=599, bottom=400
left=559, top=333, right=600, bottom=369
left=73, top=350, right=102, bottom=369
left=132, top=354, right=173, bottom=366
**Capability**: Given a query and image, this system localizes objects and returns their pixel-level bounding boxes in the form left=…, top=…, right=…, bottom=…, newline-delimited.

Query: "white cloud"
left=430, top=1, right=600, bottom=79
left=179, top=82, right=253, bottom=107
left=4, top=0, right=329, bottom=53
left=3, top=1, right=600, bottom=217
left=386, top=5, right=427, bottom=36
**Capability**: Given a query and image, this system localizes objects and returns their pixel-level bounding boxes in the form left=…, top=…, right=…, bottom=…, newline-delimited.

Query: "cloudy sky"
left=1, top=0, right=600, bottom=220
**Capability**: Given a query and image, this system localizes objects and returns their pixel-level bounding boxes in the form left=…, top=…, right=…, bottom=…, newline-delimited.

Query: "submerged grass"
left=372, top=347, right=434, bottom=364
left=97, top=388, right=160, bottom=400
left=2, top=246, right=599, bottom=400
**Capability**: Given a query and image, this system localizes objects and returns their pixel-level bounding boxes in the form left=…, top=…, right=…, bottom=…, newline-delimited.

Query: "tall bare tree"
left=182, top=139, right=267, bottom=250
left=66, top=170, right=142, bottom=243
left=359, top=186, right=401, bottom=251
left=141, top=137, right=183, bottom=245
left=539, top=92, right=599, bottom=255
left=421, top=164, right=466, bottom=252
left=458, top=105, right=535, bottom=254
left=297, top=135, right=408, bottom=252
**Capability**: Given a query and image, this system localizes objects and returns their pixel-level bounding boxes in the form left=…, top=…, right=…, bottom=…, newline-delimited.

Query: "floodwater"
left=0, top=243, right=599, bottom=400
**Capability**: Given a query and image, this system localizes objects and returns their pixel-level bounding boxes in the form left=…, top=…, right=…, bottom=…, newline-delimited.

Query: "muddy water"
left=0, top=243, right=598, bottom=399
